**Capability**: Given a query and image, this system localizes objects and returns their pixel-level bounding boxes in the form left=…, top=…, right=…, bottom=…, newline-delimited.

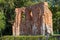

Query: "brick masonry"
left=12, top=2, right=53, bottom=36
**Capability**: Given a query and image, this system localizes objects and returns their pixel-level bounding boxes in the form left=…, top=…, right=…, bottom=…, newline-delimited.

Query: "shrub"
left=0, top=35, right=45, bottom=40
left=0, top=35, right=60, bottom=40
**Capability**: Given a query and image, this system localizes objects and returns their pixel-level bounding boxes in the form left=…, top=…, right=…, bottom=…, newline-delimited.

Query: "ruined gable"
left=12, top=2, right=53, bottom=36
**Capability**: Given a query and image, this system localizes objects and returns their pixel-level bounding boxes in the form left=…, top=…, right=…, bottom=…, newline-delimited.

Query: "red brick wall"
left=12, top=2, right=53, bottom=36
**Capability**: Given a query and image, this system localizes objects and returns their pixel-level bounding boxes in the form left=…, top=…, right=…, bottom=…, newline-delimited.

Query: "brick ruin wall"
left=12, top=2, right=53, bottom=36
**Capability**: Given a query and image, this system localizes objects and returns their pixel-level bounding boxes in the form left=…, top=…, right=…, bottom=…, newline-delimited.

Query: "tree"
left=49, top=0, right=60, bottom=34
left=0, top=10, right=6, bottom=36
left=0, top=11, right=5, bottom=30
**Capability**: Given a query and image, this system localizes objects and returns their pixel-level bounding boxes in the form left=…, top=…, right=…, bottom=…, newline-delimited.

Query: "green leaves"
left=0, top=0, right=5, bottom=3
left=0, top=11, right=6, bottom=30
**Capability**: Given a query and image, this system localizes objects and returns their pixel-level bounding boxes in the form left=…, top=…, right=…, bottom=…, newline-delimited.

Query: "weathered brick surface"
left=12, top=2, right=53, bottom=36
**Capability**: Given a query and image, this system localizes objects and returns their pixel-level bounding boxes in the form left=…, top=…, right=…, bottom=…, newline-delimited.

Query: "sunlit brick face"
left=12, top=2, right=53, bottom=36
